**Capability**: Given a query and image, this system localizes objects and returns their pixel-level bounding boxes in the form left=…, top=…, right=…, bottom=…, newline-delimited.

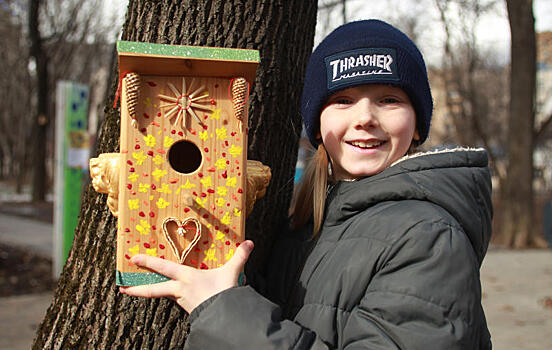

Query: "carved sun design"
left=158, top=78, right=211, bottom=128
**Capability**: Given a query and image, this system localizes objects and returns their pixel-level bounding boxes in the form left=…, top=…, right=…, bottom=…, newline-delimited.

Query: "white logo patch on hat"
left=325, top=48, right=399, bottom=90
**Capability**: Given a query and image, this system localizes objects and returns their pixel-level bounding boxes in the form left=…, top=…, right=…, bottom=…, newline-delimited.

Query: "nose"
left=354, top=98, right=378, bottom=129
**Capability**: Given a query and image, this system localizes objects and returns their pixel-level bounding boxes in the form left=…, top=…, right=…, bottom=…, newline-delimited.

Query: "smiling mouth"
left=347, top=140, right=386, bottom=149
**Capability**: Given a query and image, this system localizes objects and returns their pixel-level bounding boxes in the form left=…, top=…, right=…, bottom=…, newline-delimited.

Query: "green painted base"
left=116, top=270, right=170, bottom=286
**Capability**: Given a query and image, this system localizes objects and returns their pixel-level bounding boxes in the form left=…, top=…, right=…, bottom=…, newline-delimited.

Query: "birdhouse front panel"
left=114, top=41, right=259, bottom=286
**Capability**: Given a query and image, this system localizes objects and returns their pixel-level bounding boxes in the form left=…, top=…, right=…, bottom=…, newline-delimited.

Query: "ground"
left=0, top=243, right=55, bottom=297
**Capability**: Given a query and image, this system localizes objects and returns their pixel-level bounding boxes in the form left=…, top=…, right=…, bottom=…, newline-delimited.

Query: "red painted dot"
left=193, top=191, right=198, bottom=196
left=200, top=263, right=209, bottom=270
left=208, top=167, right=216, bottom=172
left=225, top=241, right=231, bottom=245
left=171, top=129, right=176, bottom=134
left=198, top=173, right=203, bottom=178
left=203, top=240, right=209, bottom=245
left=238, top=172, right=241, bottom=176
left=149, top=211, right=155, bottom=217
left=127, top=160, right=133, bottom=165
left=129, top=167, right=135, bottom=172
left=144, top=113, right=150, bottom=119
left=157, top=112, right=162, bottom=117
left=139, top=211, right=145, bottom=217
left=151, top=184, right=156, bottom=190
left=152, top=225, right=156, bottom=230
left=225, top=141, right=229, bottom=146
left=238, top=188, right=243, bottom=193
left=125, top=254, right=131, bottom=260
left=140, top=128, right=147, bottom=133
left=160, top=255, right=165, bottom=259
left=204, top=115, right=209, bottom=119
left=203, top=213, right=209, bottom=219
left=233, top=234, right=237, bottom=239
left=135, top=144, right=140, bottom=150
left=178, top=131, right=184, bottom=136
left=231, top=132, right=236, bottom=136
left=169, top=178, right=178, bottom=184
left=147, top=150, right=154, bottom=156
left=194, top=247, right=201, bottom=252
left=225, top=229, right=230, bottom=233
left=222, top=171, right=227, bottom=178
left=144, top=243, right=151, bottom=248
left=184, top=208, right=190, bottom=213
left=190, top=129, right=197, bottom=135
left=204, top=147, right=209, bottom=152
left=227, top=203, right=230, bottom=207
left=226, top=161, right=230, bottom=165
left=159, top=244, right=165, bottom=249
left=210, top=99, right=216, bottom=105
left=126, top=240, right=131, bottom=244
left=127, top=184, right=132, bottom=190
left=236, top=242, right=241, bottom=247
left=125, top=228, right=131, bottom=232
left=222, top=152, right=226, bottom=157
left=201, top=193, right=207, bottom=197
left=147, top=81, right=157, bottom=87
left=131, top=191, right=136, bottom=195
left=191, top=259, right=198, bottom=265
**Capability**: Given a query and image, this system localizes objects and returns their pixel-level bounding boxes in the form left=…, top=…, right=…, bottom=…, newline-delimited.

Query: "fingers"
left=225, top=240, right=254, bottom=271
left=120, top=280, right=177, bottom=299
left=131, top=254, right=189, bottom=280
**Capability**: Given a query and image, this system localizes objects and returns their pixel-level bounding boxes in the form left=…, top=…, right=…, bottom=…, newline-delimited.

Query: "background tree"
left=32, top=0, right=317, bottom=348
left=502, top=0, right=547, bottom=248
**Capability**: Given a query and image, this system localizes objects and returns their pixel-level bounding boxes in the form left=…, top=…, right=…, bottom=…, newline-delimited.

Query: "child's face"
left=320, top=84, right=418, bottom=180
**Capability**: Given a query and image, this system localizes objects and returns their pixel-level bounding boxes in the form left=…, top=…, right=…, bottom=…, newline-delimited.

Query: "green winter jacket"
left=185, top=148, right=493, bottom=349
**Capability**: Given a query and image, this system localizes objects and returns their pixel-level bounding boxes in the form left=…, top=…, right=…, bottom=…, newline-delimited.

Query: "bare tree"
left=32, top=0, right=317, bottom=348
left=502, top=0, right=547, bottom=248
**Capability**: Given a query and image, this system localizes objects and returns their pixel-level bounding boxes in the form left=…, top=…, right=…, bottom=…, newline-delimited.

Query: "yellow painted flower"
left=129, top=245, right=140, bottom=256
left=221, top=212, right=232, bottom=225
left=136, top=220, right=151, bottom=235
left=132, top=151, right=148, bottom=165
left=200, top=175, right=213, bottom=188
left=215, top=197, right=226, bottom=207
left=163, top=136, right=174, bottom=148
left=128, top=199, right=139, bottom=210
left=195, top=197, right=207, bottom=209
left=229, top=144, right=242, bottom=158
left=128, top=173, right=139, bottom=182
left=156, top=198, right=170, bottom=209
left=216, top=127, right=227, bottom=140
left=233, top=208, right=242, bottom=217
left=143, top=97, right=152, bottom=107
left=146, top=248, right=157, bottom=257
left=205, top=248, right=217, bottom=262
left=216, top=231, right=225, bottom=241
left=157, top=183, right=172, bottom=194
left=144, top=134, right=156, bottom=148
left=211, top=108, right=221, bottom=120
left=183, top=180, right=196, bottom=189
left=199, top=130, right=209, bottom=141
left=226, top=177, right=237, bottom=188
left=216, top=186, right=228, bottom=197
left=152, top=168, right=167, bottom=181
left=153, top=154, right=164, bottom=165
left=225, top=249, right=234, bottom=261
left=215, top=158, right=227, bottom=170
left=138, top=183, right=150, bottom=193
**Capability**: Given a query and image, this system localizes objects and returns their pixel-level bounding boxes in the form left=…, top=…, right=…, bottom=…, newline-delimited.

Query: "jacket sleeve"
left=184, top=286, right=331, bottom=349
left=338, top=219, right=490, bottom=349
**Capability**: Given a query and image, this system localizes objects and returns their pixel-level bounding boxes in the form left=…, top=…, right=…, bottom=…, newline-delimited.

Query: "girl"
left=121, top=20, right=493, bottom=349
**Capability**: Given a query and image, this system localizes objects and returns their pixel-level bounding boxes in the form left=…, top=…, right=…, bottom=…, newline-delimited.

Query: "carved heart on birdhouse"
left=162, top=217, right=202, bottom=264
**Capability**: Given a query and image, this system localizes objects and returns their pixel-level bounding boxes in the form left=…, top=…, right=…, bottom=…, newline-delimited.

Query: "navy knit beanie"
left=301, top=19, right=433, bottom=147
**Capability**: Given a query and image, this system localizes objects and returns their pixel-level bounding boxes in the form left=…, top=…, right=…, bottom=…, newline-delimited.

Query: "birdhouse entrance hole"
left=168, top=140, right=202, bottom=174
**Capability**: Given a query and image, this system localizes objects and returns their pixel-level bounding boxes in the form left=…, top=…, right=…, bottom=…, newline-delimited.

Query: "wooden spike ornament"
left=231, top=77, right=248, bottom=121
left=124, top=72, right=141, bottom=128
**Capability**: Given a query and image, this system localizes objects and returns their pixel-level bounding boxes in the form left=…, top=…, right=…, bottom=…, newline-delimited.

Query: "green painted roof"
left=117, top=40, right=259, bottom=62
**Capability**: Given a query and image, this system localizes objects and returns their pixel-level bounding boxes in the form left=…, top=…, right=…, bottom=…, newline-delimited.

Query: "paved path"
left=0, top=213, right=551, bottom=349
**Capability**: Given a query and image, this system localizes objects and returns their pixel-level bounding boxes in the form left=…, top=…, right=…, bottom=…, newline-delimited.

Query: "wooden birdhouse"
left=89, top=41, right=271, bottom=286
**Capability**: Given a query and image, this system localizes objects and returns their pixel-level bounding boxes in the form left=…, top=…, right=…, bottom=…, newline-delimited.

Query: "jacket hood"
left=324, top=148, right=493, bottom=264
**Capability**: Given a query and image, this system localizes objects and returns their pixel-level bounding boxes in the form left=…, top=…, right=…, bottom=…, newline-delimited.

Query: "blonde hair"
left=291, top=144, right=329, bottom=237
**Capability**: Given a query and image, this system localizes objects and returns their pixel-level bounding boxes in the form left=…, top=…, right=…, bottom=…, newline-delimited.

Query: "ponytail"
left=291, top=144, right=329, bottom=237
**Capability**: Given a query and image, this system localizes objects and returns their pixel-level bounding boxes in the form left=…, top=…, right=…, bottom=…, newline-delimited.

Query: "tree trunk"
left=29, top=0, right=49, bottom=201
left=32, top=0, right=317, bottom=348
left=502, top=0, right=541, bottom=248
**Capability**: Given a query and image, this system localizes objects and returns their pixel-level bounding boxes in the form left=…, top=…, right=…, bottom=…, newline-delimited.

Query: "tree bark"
left=33, top=0, right=317, bottom=348
left=502, top=0, right=540, bottom=248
